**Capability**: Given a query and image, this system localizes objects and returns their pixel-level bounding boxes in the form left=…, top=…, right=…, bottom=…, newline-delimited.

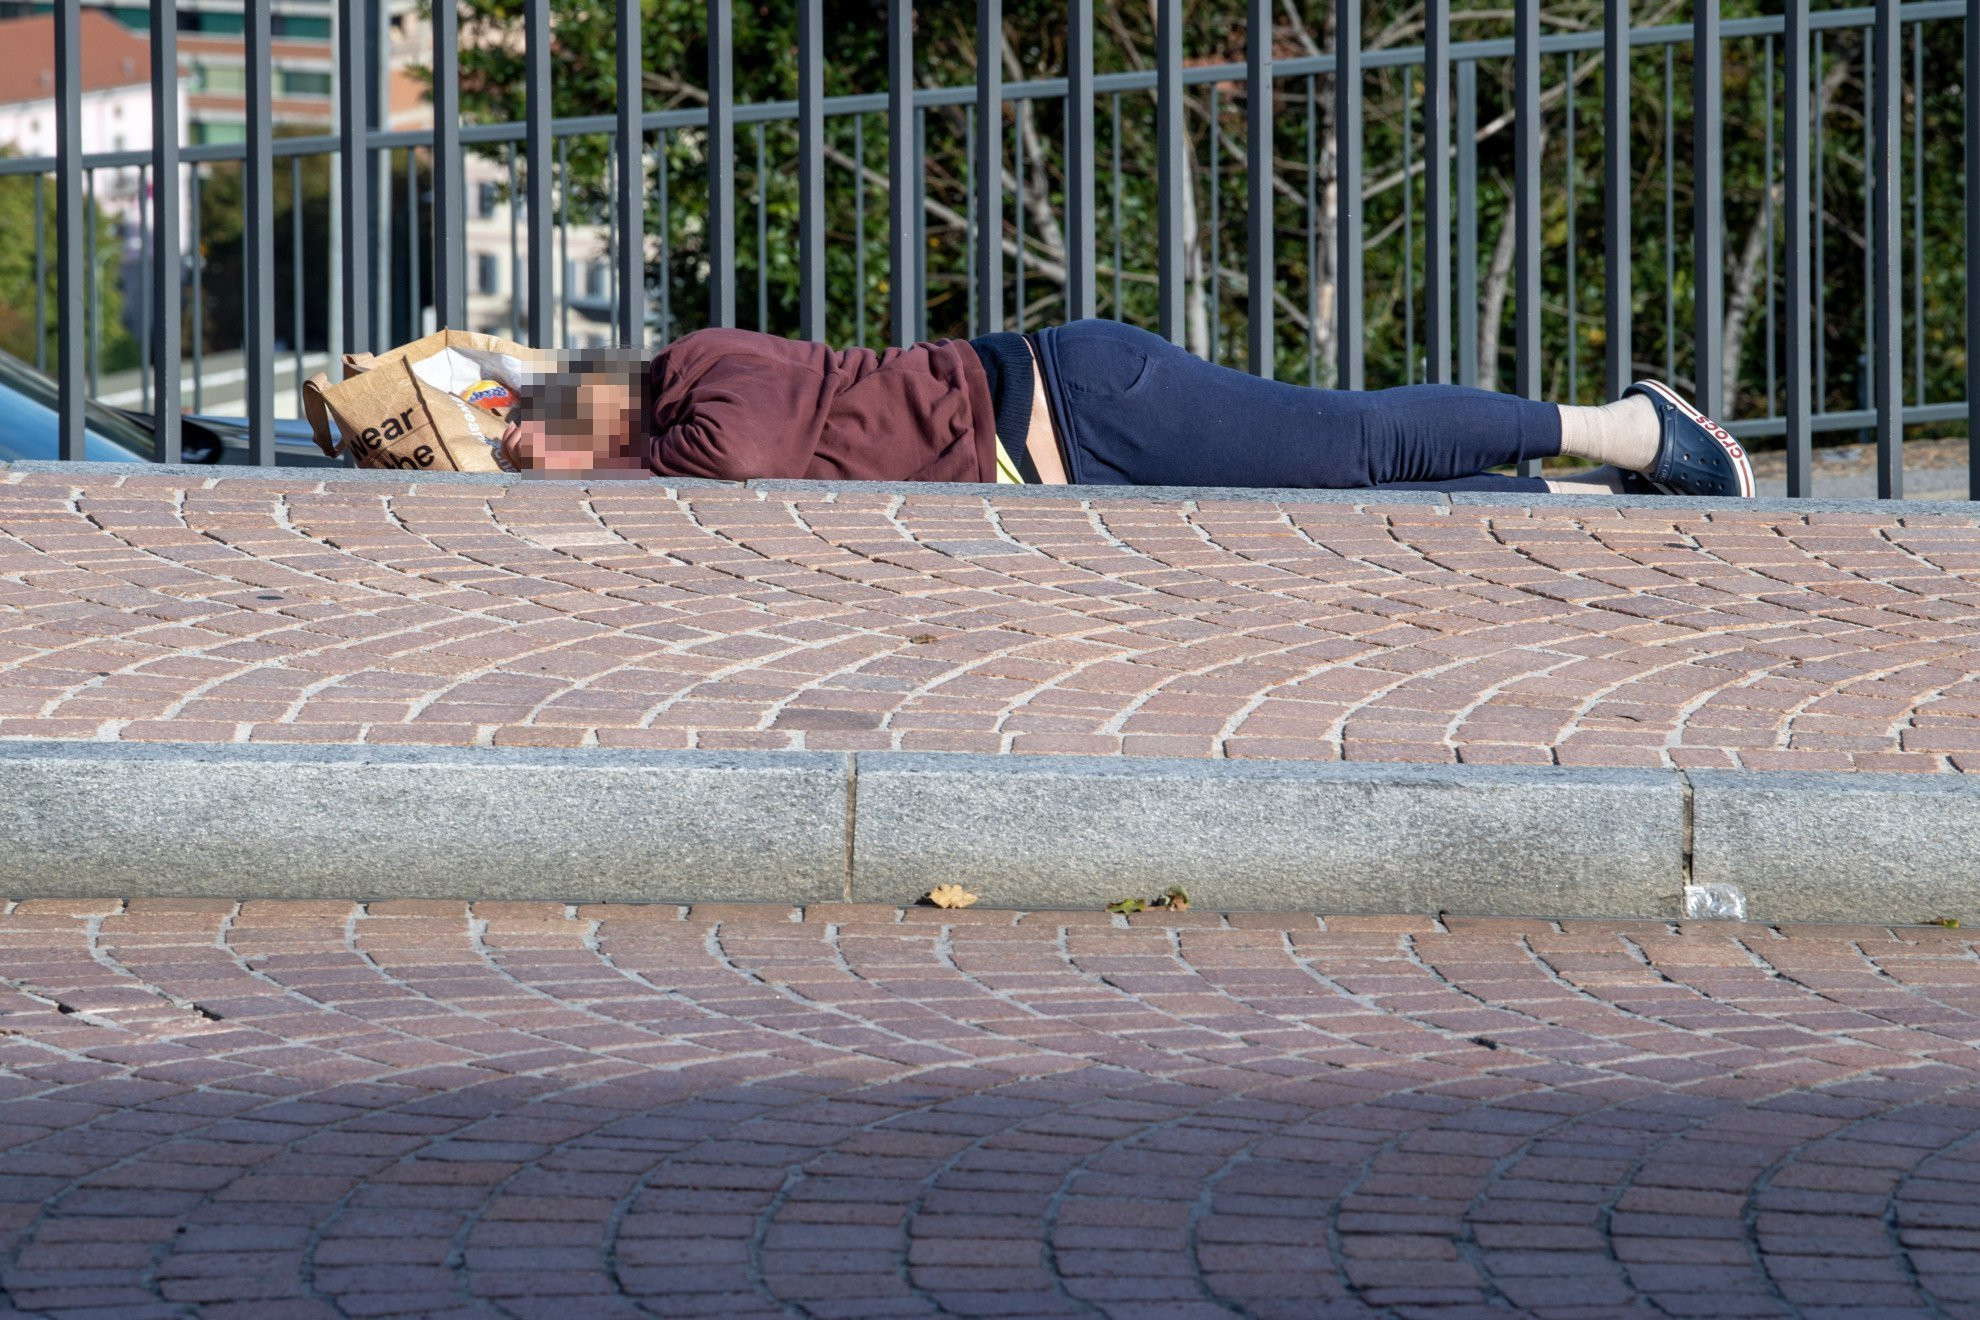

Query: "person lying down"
left=497, top=319, right=1754, bottom=499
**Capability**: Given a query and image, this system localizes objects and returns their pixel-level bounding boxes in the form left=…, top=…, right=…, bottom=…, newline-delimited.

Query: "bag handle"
left=301, top=374, right=342, bottom=459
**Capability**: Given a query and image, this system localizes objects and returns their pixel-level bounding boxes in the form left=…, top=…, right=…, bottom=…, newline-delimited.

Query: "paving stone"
left=0, top=896, right=1894, bottom=1314
left=0, top=471, right=1972, bottom=775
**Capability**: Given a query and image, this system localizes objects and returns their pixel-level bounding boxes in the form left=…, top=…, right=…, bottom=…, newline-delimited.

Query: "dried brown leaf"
left=926, top=884, right=978, bottom=910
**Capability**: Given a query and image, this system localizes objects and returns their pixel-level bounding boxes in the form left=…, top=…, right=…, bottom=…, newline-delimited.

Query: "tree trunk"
left=1182, top=97, right=1212, bottom=358
left=1282, top=0, right=1337, bottom=380
left=1476, top=185, right=1518, bottom=391
left=1719, top=184, right=1773, bottom=414
left=1718, top=53, right=1852, bottom=413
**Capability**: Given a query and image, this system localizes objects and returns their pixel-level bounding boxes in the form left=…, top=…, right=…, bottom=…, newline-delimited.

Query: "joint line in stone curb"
left=1677, top=767, right=1696, bottom=888
left=844, top=752, right=857, bottom=904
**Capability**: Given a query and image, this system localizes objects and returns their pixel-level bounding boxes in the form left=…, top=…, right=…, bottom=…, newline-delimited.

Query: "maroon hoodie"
left=642, top=328, right=999, bottom=483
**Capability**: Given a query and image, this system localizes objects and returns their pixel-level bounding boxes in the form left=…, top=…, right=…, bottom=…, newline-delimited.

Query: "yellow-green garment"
left=994, top=440, right=1025, bottom=484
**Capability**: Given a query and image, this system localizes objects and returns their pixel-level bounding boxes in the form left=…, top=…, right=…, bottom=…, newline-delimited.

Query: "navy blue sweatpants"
left=1030, top=319, right=1561, bottom=491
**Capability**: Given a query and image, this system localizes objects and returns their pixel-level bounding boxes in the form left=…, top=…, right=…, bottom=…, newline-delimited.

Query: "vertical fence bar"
left=914, top=109, right=928, bottom=341
left=406, top=151, right=421, bottom=339
left=1111, top=93, right=1123, bottom=319
left=86, top=171, right=99, bottom=398
left=708, top=0, right=736, bottom=328
left=1246, top=0, right=1273, bottom=377
left=797, top=0, right=826, bottom=341
left=1156, top=0, right=1186, bottom=344
left=615, top=0, right=644, bottom=345
left=1404, top=75, right=1414, bottom=382
left=970, top=107, right=978, bottom=330
left=657, top=130, right=671, bottom=342
left=1862, top=53, right=1874, bottom=451
left=339, top=0, right=373, bottom=357
left=244, top=0, right=276, bottom=461
left=326, top=167, right=341, bottom=371
left=292, top=155, right=306, bottom=415
left=34, top=176, right=46, bottom=374
left=1307, top=75, right=1318, bottom=386
left=974, top=0, right=1003, bottom=334
left=523, top=0, right=551, bottom=346
left=1910, top=22, right=1924, bottom=408
left=139, top=168, right=151, bottom=415
left=1785, top=0, right=1813, bottom=495
left=1603, top=0, right=1629, bottom=399
left=431, top=0, right=465, bottom=328
left=1514, top=0, right=1540, bottom=473
left=557, top=137, right=571, bottom=347
left=1693, top=0, right=1724, bottom=419
left=54, top=0, right=83, bottom=458
left=855, top=114, right=867, bottom=345
left=509, top=148, right=521, bottom=342
left=1815, top=34, right=1827, bottom=399
left=1664, top=48, right=1675, bottom=382
left=1872, top=0, right=1902, bottom=495
left=150, top=0, right=183, bottom=461
left=887, top=0, right=917, bottom=346
left=1765, top=38, right=1776, bottom=411
left=1067, top=0, right=1097, bottom=322
left=1457, top=60, right=1478, bottom=388
left=1015, top=103, right=1027, bottom=333
left=190, top=169, right=203, bottom=409
left=966, top=108, right=976, bottom=331
left=1424, top=0, right=1451, bottom=384
left=1210, top=87, right=1221, bottom=363
left=1970, top=0, right=1980, bottom=496
left=608, top=142, right=620, bottom=332
left=371, top=0, right=391, bottom=344
left=1563, top=56, right=1576, bottom=400
left=755, top=123, right=769, bottom=331
left=1335, top=0, right=1364, bottom=389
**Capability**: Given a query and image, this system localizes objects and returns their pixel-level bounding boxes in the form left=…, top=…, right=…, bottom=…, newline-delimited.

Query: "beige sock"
left=1556, top=395, right=1659, bottom=472
left=1546, top=464, right=1633, bottom=495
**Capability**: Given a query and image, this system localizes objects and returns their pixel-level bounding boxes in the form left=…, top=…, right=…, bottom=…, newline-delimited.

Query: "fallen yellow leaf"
left=926, top=884, right=978, bottom=909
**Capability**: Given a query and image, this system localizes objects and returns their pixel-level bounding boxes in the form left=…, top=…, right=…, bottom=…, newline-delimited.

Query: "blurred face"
left=499, top=361, right=648, bottom=475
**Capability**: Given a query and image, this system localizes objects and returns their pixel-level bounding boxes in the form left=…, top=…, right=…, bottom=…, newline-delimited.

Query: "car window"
left=0, top=370, right=154, bottom=463
left=0, top=350, right=158, bottom=462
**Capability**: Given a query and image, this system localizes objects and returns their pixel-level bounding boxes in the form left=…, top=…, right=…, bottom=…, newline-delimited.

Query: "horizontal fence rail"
left=14, top=0, right=1977, bottom=498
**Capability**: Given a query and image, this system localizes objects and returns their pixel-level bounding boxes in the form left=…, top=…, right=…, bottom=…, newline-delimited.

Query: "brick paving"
left=0, top=900, right=1977, bottom=1318
left=2, top=471, right=1980, bottom=771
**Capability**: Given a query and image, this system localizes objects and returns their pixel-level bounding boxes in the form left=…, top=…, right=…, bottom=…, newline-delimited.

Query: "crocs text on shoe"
left=1624, top=380, right=1756, bottom=498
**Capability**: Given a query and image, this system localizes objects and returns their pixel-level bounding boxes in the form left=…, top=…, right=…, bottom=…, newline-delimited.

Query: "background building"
left=0, top=9, right=178, bottom=240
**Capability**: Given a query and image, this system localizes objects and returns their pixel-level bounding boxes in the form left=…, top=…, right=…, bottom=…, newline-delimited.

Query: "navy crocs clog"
left=1624, top=380, right=1755, bottom=498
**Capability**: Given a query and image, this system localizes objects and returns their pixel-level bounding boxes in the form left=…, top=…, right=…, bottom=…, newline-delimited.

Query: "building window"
left=477, top=253, right=501, bottom=296
left=588, top=260, right=608, bottom=300
left=200, top=66, right=247, bottom=94
left=193, top=123, right=247, bottom=146
left=272, top=14, right=332, bottom=38
left=477, top=182, right=500, bottom=220
left=182, top=10, right=244, bottom=34
left=278, top=70, right=332, bottom=98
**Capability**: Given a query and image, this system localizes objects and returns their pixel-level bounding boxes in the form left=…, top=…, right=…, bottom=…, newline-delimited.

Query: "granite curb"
left=0, top=739, right=1965, bottom=922
left=7, top=461, right=1979, bottom=518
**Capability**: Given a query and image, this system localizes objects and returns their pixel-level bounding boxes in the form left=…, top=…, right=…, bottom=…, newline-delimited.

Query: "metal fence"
left=15, top=0, right=1980, bottom=496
